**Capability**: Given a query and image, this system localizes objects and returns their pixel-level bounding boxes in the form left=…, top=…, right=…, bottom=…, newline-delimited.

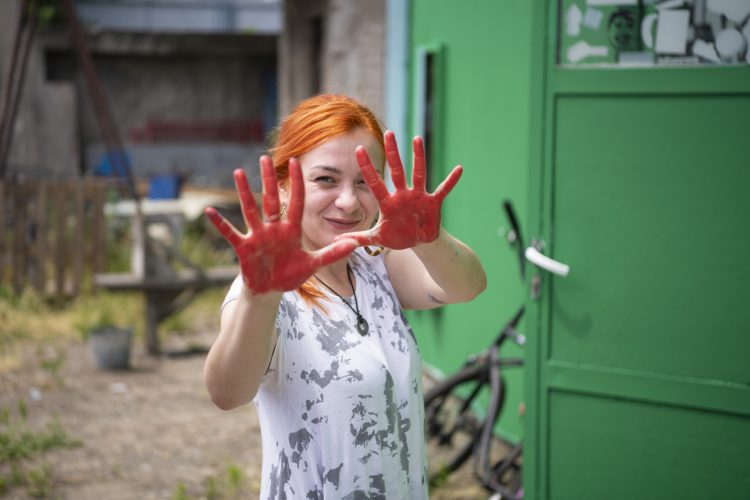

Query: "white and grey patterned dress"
left=222, top=248, right=427, bottom=499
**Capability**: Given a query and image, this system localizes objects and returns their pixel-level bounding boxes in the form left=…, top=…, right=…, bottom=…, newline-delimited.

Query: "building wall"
left=2, top=3, right=278, bottom=187
left=42, top=32, right=278, bottom=146
left=1, top=0, right=79, bottom=179
left=279, top=0, right=385, bottom=121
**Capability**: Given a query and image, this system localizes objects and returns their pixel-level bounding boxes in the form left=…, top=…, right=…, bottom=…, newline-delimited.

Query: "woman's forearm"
left=204, top=287, right=282, bottom=410
left=411, top=228, right=487, bottom=303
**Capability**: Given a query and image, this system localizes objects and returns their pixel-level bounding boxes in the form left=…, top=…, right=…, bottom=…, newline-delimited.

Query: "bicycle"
left=424, top=200, right=528, bottom=499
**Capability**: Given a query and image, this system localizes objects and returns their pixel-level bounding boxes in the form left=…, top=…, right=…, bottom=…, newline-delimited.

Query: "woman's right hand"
left=205, top=156, right=357, bottom=294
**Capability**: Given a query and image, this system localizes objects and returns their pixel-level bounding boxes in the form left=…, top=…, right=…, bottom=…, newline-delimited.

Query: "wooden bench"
left=93, top=200, right=237, bottom=355
left=94, top=266, right=237, bottom=355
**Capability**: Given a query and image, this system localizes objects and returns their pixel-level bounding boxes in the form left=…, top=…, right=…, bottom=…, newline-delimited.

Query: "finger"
left=260, top=156, right=280, bottom=222
left=204, top=207, right=243, bottom=247
left=356, top=146, right=389, bottom=201
left=234, top=169, right=262, bottom=232
left=287, top=158, right=305, bottom=224
left=310, top=238, right=358, bottom=269
left=432, top=165, right=463, bottom=202
left=333, top=229, right=376, bottom=247
left=412, top=136, right=427, bottom=192
left=384, top=131, right=407, bottom=191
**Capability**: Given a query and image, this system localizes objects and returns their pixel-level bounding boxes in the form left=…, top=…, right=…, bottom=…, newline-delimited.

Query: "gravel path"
left=0, top=332, right=486, bottom=499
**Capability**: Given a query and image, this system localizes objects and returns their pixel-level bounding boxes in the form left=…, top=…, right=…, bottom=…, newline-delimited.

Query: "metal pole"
left=0, top=0, right=34, bottom=177
left=59, top=0, right=146, bottom=279
left=59, top=0, right=140, bottom=203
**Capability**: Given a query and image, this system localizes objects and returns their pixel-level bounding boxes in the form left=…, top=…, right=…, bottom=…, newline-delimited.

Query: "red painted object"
left=129, top=119, right=264, bottom=143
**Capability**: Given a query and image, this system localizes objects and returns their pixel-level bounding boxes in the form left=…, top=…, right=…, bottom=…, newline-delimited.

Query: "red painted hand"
left=205, top=156, right=357, bottom=294
left=337, top=131, right=462, bottom=250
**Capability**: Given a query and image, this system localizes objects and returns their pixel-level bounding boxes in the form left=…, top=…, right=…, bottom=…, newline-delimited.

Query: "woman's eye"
left=315, top=176, right=335, bottom=184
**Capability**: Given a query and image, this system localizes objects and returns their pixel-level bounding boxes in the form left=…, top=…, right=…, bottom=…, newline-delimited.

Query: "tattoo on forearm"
left=427, top=293, right=447, bottom=305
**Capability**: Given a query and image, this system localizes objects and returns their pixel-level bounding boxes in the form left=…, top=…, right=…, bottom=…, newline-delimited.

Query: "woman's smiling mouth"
left=325, top=217, right=361, bottom=231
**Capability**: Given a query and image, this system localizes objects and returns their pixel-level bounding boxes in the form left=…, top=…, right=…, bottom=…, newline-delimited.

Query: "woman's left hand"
left=337, top=131, right=462, bottom=250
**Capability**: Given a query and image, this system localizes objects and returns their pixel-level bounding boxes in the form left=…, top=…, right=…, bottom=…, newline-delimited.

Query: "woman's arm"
left=337, top=131, right=486, bottom=309
left=204, top=289, right=282, bottom=409
left=386, top=228, right=486, bottom=310
left=203, top=157, right=356, bottom=410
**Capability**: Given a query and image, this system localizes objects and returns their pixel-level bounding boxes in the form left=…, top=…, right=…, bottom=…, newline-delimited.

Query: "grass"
left=0, top=402, right=80, bottom=497
left=0, top=219, right=234, bottom=370
left=0, top=286, right=227, bottom=374
left=0, top=287, right=142, bottom=375
left=0, top=216, right=234, bottom=496
left=170, top=462, right=254, bottom=500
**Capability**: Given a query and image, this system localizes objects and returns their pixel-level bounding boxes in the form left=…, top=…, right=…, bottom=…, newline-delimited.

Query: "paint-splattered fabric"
left=222, top=248, right=427, bottom=499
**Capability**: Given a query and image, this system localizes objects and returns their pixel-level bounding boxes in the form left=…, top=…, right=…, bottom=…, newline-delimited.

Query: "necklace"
left=314, top=265, right=369, bottom=336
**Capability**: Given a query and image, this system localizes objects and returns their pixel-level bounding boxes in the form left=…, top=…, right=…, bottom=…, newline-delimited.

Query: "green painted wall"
left=406, top=0, right=534, bottom=440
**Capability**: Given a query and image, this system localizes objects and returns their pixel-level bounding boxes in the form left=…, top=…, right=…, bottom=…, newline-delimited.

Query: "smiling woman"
left=291, top=128, right=382, bottom=253
left=202, top=94, right=486, bottom=499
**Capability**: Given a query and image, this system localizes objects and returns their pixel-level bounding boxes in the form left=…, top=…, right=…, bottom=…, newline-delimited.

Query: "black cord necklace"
left=314, top=265, right=369, bottom=336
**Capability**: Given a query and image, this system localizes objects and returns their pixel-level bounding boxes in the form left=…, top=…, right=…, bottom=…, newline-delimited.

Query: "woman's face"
left=284, top=128, right=383, bottom=251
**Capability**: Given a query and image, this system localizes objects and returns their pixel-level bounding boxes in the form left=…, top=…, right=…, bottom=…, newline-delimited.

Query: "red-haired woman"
left=204, top=94, right=486, bottom=499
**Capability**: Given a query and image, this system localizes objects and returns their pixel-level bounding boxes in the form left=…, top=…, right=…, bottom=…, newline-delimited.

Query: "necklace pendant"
left=356, top=315, right=369, bottom=336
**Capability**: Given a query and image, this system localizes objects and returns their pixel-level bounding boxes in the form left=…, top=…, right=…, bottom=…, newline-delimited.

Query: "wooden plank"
left=83, top=180, right=95, bottom=276
left=91, top=182, right=106, bottom=273
left=93, top=266, right=237, bottom=291
left=71, top=181, right=85, bottom=296
left=12, top=183, right=27, bottom=294
left=54, top=184, right=67, bottom=301
left=0, top=182, right=5, bottom=285
left=33, top=181, right=49, bottom=293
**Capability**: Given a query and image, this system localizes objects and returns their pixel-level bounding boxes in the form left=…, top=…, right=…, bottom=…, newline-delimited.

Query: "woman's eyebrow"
left=310, top=165, right=341, bottom=174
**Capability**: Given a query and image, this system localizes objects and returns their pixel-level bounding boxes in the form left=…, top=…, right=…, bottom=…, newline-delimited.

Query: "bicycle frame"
left=424, top=200, right=527, bottom=497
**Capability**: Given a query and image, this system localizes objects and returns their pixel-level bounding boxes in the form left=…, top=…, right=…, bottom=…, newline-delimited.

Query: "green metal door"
left=525, top=1, right=750, bottom=499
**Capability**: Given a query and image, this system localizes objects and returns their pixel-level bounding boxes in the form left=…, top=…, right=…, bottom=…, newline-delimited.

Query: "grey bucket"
left=89, top=327, right=133, bottom=370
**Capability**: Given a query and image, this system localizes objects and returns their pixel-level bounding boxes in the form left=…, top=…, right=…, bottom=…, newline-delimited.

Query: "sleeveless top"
left=222, top=248, right=427, bottom=499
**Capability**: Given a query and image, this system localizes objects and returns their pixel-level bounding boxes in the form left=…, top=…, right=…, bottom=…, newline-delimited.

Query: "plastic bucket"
left=89, top=327, right=133, bottom=370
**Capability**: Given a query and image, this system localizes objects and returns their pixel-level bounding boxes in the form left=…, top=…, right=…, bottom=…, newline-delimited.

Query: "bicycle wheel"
left=492, top=442, right=522, bottom=495
left=474, top=352, right=522, bottom=499
left=424, top=362, right=494, bottom=485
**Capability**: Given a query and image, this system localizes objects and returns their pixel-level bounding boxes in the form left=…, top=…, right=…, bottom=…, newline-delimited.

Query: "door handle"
left=525, top=247, right=570, bottom=277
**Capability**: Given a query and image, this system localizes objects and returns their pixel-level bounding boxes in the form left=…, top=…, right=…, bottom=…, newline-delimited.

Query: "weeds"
left=0, top=219, right=232, bottom=362
left=170, top=462, right=252, bottom=500
left=0, top=406, right=79, bottom=462
left=0, top=404, right=80, bottom=497
left=172, top=483, right=189, bottom=500
left=37, top=348, right=66, bottom=387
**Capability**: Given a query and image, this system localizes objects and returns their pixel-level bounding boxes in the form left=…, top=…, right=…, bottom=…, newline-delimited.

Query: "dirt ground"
left=0, top=328, right=488, bottom=500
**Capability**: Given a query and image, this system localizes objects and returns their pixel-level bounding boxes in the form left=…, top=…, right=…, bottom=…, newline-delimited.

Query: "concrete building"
left=1, top=0, right=281, bottom=188
left=1, top=0, right=390, bottom=187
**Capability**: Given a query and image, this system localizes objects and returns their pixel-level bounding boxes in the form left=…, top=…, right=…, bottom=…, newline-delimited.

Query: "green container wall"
left=406, top=0, right=750, bottom=498
left=523, top=1, right=750, bottom=498
left=407, top=0, right=534, bottom=440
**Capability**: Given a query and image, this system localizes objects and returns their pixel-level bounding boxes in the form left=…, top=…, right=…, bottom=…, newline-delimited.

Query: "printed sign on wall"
left=559, top=0, right=750, bottom=66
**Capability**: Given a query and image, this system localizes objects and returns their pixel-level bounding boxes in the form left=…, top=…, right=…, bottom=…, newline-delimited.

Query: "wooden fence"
left=0, top=178, right=108, bottom=300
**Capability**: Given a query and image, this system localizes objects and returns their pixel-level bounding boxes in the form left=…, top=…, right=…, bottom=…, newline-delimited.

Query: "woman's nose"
left=335, top=186, right=360, bottom=212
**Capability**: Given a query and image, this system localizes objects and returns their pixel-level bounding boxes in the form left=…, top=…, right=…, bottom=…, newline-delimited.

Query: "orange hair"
left=269, top=94, right=385, bottom=308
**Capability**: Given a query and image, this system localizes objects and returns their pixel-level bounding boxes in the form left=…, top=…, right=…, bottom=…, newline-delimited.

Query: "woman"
left=204, top=94, right=486, bottom=499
